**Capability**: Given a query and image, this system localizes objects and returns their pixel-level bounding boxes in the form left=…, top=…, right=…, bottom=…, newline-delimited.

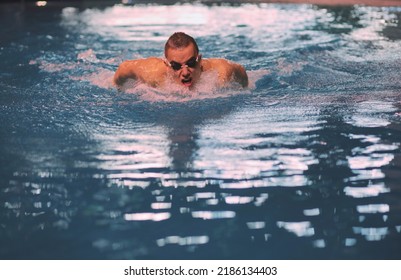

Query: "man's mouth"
left=181, top=77, right=193, bottom=87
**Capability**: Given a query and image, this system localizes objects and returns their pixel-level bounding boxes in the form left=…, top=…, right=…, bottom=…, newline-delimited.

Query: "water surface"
left=1, top=2, right=401, bottom=259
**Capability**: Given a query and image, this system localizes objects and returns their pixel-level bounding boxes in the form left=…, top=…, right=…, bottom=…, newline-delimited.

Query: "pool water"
left=1, top=2, right=401, bottom=259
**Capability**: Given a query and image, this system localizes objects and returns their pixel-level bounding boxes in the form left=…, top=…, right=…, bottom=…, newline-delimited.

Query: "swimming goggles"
left=166, top=55, right=200, bottom=71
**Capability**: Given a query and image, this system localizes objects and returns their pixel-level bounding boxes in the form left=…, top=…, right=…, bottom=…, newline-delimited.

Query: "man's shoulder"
left=201, top=58, right=248, bottom=87
left=202, top=58, right=231, bottom=66
left=201, top=58, right=232, bottom=72
left=119, top=57, right=165, bottom=71
left=119, top=57, right=167, bottom=87
left=132, top=57, right=165, bottom=67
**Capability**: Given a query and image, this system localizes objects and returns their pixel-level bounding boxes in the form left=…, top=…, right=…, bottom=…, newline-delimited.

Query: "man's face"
left=165, top=43, right=201, bottom=89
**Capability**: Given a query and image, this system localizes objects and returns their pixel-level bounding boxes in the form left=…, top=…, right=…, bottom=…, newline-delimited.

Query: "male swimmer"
left=114, top=32, right=248, bottom=90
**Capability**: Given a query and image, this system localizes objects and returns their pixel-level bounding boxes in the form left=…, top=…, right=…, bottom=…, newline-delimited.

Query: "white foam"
left=77, top=49, right=99, bottom=63
left=72, top=68, right=115, bottom=89
left=33, top=47, right=270, bottom=102
left=119, top=70, right=255, bottom=103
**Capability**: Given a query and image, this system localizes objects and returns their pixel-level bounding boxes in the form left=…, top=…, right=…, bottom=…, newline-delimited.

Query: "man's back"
left=114, top=57, right=248, bottom=89
left=114, top=32, right=248, bottom=90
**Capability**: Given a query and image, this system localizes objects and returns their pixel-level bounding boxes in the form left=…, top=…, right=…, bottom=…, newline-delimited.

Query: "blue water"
left=1, top=2, right=401, bottom=259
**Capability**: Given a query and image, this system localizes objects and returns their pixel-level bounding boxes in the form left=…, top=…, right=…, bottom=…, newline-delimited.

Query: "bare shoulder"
left=141, top=57, right=165, bottom=67
left=201, top=58, right=248, bottom=87
left=115, top=57, right=167, bottom=87
left=120, top=57, right=165, bottom=68
left=201, top=58, right=232, bottom=71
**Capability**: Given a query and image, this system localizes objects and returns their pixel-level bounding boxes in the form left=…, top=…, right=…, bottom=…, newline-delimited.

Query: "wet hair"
left=164, top=32, right=199, bottom=57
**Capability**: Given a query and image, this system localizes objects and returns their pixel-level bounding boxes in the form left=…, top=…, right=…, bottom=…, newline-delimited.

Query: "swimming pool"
left=1, top=1, right=401, bottom=259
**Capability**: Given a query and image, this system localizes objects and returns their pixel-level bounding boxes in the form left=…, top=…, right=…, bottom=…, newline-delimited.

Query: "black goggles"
left=167, top=56, right=199, bottom=71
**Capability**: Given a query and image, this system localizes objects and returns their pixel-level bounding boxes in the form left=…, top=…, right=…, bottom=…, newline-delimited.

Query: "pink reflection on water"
left=124, top=212, right=171, bottom=222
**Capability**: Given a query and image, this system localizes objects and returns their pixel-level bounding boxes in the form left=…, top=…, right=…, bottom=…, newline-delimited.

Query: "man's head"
left=164, top=32, right=202, bottom=88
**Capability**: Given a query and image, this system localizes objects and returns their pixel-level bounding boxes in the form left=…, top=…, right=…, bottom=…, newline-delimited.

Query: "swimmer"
left=114, top=32, right=248, bottom=90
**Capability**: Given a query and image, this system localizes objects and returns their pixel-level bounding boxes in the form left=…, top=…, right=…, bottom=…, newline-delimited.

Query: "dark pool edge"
left=2, top=0, right=401, bottom=8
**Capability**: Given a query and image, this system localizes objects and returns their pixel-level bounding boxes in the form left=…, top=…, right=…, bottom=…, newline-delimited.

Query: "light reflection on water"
left=1, top=2, right=401, bottom=259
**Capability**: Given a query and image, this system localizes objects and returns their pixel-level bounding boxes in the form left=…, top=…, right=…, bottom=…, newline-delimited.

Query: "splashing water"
left=32, top=48, right=266, bottom=102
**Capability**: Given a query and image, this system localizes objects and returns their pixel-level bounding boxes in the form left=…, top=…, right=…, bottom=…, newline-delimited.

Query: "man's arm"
left=113, top=57, right=167, bottom=88
left=203, top=58, right=248, bottom=88
left=230, top=63, right=248, bottom=88
left=113, top=60, right=138, bottom=86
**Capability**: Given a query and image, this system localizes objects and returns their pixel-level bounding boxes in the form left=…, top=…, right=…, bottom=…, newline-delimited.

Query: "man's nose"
left=181, top=66, right=190, bottom=75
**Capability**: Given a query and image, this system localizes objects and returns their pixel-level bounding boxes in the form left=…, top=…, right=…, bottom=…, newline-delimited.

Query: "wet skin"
left=113, top=43, right=248, bottom=89
left=165, top=44, right=202, bottom=89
